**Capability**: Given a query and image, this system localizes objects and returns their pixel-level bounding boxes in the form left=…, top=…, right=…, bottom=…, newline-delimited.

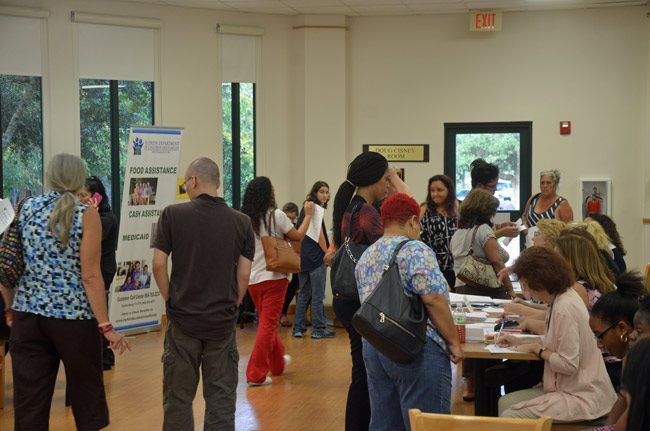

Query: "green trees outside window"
left=80, top=79, right=153, bottom=215
left=222, top=82, right=255, bottom=209
left=0, top=75, right=43, bottom=204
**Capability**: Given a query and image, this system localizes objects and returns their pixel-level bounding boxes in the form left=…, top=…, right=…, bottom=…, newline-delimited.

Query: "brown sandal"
left=280, top=316, right=292, bottom=327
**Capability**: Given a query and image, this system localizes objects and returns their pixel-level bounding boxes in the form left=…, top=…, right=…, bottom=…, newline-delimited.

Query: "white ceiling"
left=109, top=0, right=648, bottom=16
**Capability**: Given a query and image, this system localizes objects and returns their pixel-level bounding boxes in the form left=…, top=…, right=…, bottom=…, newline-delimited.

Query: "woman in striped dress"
left=522, top=170, right=573, bottom=245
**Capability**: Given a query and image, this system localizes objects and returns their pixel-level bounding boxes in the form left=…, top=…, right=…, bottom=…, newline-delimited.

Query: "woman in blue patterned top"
left=4, top=154, right=130, bottom=431
left=355, top=193, right=462, bottom=431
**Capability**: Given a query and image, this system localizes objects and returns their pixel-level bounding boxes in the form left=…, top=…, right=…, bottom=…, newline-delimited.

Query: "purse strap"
left=266, top=209, right=278, bottom=239
left=465, top=225, right=480, bottom=257
left=344, top=203, right=362, bottom=241
left=383, top=239, right=412, bottom=273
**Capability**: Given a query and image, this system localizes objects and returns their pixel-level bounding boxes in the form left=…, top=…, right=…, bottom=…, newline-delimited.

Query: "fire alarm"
left=560, top=121, right=571, bottom=135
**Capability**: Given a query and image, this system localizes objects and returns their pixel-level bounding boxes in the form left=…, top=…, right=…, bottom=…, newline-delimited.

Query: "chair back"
left=644, top=263, right=650, bottom=292
left=408, top=409, right=552, bottom=431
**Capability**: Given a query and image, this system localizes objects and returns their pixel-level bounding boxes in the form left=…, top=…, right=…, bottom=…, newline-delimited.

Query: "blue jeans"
left=362, top=338, right=452, bottom=431
left=294, top=265, right=328, bottom=333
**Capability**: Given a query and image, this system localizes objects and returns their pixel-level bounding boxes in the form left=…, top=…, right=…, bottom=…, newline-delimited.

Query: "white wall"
left=348, top=7, right=648, bottom=269
left=3, top=0, right=649, bottom=271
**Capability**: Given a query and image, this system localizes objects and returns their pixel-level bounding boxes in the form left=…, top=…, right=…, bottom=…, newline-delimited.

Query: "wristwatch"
left=537, top=347, right=546, bottom=359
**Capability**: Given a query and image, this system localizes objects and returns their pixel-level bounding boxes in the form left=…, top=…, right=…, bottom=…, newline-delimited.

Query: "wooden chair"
left=644, top=263, right=650, bottom=292
left=408, top=409, right=552, bottom=431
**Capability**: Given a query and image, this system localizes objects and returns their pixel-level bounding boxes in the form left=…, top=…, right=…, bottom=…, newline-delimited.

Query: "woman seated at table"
left=585, top=220, right=621, bottom=275
left=497, top=246, right=617, bottom=422
left=556, top=227, right=616, bottom=310
left=585, top=213, right=627, bottom=273
left=589, top=271, right=646, bottom=429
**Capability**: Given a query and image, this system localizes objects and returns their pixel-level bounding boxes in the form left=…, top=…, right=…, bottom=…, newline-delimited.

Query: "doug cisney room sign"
left=362, top=145, right=429, bottom=162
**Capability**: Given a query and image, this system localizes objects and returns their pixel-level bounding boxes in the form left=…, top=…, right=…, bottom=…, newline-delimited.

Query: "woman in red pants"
left=241, top=176, right=314, bottom=385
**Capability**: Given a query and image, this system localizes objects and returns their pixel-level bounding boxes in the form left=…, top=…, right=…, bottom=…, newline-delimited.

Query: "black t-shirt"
left=153, top=194, right=255, bottom=341
left=98, top=207, right=118, bottom=280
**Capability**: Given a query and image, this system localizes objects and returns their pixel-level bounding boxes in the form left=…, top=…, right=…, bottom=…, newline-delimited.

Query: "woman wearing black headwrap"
left=331, top=151, right=390, bottom=431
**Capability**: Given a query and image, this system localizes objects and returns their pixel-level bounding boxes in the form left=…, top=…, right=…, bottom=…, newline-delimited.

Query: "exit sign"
left=470, top=11, right=502, bottom=32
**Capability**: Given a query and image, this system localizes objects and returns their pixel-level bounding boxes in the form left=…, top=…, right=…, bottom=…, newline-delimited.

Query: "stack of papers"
left=465, top=312, right=488, bottom=323
left=449, top=293, right=513, bottom=305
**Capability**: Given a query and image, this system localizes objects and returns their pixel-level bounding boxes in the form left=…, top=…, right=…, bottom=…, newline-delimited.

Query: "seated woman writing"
left=497, top=246, right=617, bottom=422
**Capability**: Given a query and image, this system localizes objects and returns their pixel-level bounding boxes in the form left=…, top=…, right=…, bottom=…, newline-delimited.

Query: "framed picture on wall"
left=579, top=179, right=611, bottom=219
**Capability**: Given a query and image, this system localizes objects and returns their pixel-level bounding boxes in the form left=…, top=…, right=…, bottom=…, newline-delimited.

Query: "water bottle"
left=454, top=304, right=466, bottom=344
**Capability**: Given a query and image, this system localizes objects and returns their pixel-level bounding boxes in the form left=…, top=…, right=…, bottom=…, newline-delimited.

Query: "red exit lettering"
left=475, top=13, right=496, bottom=30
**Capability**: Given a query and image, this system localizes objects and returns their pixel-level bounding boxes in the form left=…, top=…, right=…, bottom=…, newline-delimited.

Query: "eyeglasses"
left=183, top=176, right=196, bottom=188
left=595, top=323, right=616, bottom=340
left=483, top=182, right=498, bottom=192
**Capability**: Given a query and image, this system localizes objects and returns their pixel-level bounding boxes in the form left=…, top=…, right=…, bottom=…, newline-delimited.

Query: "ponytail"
left=46, top=154, right=87, bottom=247
left=591, top=270, right=645, bottom=325
left=332, top=181, right=357, bottom=247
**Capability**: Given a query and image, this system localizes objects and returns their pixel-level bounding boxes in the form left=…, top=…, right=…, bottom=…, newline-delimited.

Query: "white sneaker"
left=283, top=354, right=292, bottom=369
left=247, top=376, right=272, bottom=387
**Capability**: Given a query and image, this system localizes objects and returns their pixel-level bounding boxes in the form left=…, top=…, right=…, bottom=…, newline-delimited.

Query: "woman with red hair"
left=354, top=193, right=462, bottom=431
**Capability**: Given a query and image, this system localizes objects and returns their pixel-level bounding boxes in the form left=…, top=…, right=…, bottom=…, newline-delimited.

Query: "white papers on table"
left=491, top=298, right=514, bottom=305
left=465, top=312, right=488, bottom=323
left=449, top=292, right=513, bottom=305
left=483, top=307, right=505, bottom=318
left=486, top=344, right=521, bottom=354
left=505, top=333, right=544, bottom=344
left=305, top=204, right=324, bottom=242
left=0, top=199, right=16, bottom=235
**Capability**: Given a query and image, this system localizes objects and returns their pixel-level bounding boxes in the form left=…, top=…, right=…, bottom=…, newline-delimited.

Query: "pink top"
left=511, top=288, right=617, bottom=421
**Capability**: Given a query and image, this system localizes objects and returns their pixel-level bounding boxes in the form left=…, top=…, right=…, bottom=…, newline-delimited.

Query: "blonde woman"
left=585, top=220, right=621, bottom=274
left=556, top=228, right=616, bottom=311
left=531, top=219, right=566, bottom=249
left=4, top=154, right=129, bottom=430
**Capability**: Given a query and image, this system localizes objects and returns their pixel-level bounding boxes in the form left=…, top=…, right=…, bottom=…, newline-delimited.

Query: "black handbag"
left=351, top=239, right=427, bottom=364
left=330, top=204, right=368, bottom=301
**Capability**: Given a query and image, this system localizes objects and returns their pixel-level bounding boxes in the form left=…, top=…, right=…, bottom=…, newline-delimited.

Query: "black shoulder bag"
left=351, top=240, right=427, bottom=364
left=330, top=204, right=368, bottom=301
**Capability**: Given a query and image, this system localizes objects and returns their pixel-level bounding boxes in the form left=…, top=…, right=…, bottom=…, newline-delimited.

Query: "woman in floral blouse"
left=355, top=193, right=462, bottom=430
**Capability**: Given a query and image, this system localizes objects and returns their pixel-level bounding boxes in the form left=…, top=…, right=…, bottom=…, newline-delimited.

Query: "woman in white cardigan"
left=497, top=246, right=617, bottom=422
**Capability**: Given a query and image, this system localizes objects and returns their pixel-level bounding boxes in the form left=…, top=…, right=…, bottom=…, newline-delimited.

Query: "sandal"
left=280, top=315, right=292, bottom=327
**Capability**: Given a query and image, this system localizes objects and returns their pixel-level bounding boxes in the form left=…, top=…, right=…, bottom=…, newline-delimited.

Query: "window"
left=0, top=75, right=43, bottom=203
left=222, top=82, right=255, bottom=209
left=80, top=79, right=154, bottom=214
left=444, top=122, right=532, bottom=258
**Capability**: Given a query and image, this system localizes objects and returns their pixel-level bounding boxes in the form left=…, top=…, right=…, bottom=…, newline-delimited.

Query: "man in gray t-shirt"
left=152, top=157, right=254, bottom=431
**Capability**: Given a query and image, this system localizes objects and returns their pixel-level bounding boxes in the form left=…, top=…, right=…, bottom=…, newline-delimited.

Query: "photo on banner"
left=108, top=126, right=183, bottom=334
left=115, top=259, right=152, bottom=292
left=128, top=177, right=158, bottom=206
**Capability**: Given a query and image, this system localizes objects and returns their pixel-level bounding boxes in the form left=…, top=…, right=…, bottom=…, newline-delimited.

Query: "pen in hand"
left=496, top=319, right=506, bottom=344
